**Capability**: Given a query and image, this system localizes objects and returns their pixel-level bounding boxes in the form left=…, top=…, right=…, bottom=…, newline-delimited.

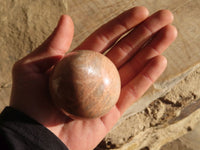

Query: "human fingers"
left=16, top=15, right=74, bottom=73
left=75, top=6, right=149, bottom=52
left=120, top=25, right=177, bottom=86
left=116, top=55, right=167, bottom=114
left=106, top=10, right=174, bottom=68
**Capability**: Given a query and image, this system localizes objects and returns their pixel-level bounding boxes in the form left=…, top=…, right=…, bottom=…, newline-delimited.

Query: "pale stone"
left=161, top=122, right=200, bottom=150
left=97, top=67, right=200, bottom=150
left=161, top=139, right=193, bottom=150
left=178, top=121, right=200, bottom=150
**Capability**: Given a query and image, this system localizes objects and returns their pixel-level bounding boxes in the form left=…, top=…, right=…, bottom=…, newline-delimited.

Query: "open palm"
left=10, top=7, right=177, bottom=150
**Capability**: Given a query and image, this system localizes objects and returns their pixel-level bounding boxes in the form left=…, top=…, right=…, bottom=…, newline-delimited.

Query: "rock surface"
left=96, top=67, right=200, bottom=150
left=1, top=0, right=200, bottom=149
left=179, top=122, right=200, bottom=150
left=161, top=139, right=193, bottom=150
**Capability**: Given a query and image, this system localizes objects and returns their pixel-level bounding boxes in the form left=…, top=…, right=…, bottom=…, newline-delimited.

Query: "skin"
left=10, top=6, right=177, bottom=150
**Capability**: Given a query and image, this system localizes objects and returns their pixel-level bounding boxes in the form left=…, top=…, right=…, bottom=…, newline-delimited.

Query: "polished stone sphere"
left=49, top=50, right=121, bottom=119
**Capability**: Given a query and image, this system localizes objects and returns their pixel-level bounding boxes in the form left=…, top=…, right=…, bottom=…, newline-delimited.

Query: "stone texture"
left=97, top=66, right=200, bottom=150
left=161, top=120, right=200, bottom=150
left=161, top=139, right=193, bottom=150
left=50, top=50, right=121, bottom=119
left=1, top=0, right=200, bottom=149
left=165, top=120, right=200, bottom=150
left=0, top=0, right=68, bottom=111
left=179, top=122, right=200, bottom=150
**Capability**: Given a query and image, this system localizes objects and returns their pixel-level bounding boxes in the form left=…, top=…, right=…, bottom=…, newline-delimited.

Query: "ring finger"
left=120, top=24, right=177, bottom=86
left=106, top=9, right=174, bottom=68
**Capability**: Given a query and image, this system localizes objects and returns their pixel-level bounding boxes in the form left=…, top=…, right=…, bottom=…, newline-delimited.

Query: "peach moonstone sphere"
left=50, top=50, right=121, bottom=119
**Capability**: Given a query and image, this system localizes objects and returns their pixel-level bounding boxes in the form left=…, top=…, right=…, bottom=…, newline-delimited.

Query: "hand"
left=10, top=6, right=177, bottom=150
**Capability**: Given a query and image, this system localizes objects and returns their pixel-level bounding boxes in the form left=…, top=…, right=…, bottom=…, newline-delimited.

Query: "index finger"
left=75, top=6, right=149, bottom=53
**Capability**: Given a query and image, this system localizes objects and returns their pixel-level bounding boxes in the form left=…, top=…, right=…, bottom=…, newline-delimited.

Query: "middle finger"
left=106, top=9, right=174, bottom=68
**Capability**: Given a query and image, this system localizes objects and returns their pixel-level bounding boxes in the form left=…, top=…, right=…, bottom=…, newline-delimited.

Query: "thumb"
left=19, top=15, right=74, bottom=72
left=44, top=15, right=74, bottom=55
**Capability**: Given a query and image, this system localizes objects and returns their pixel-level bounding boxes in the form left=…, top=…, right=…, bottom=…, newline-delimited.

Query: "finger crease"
left=96, top=33, right=110, bottom=45
left=48, top=46, right=65, bottom=56
left=126, top=85, right=138, bottom=99
left=143, top=72, right=154, bottom=83
left=116, top=17, right=131, bottom=31
left=150, top=46, right=160, bottom=55
left=99, top=118, right=109, bottom=132
left=141, top=24, right=154, bottom=35
left=117, top=44, right=130, bottom=58
left=120, top=40, right=134, bottom=54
